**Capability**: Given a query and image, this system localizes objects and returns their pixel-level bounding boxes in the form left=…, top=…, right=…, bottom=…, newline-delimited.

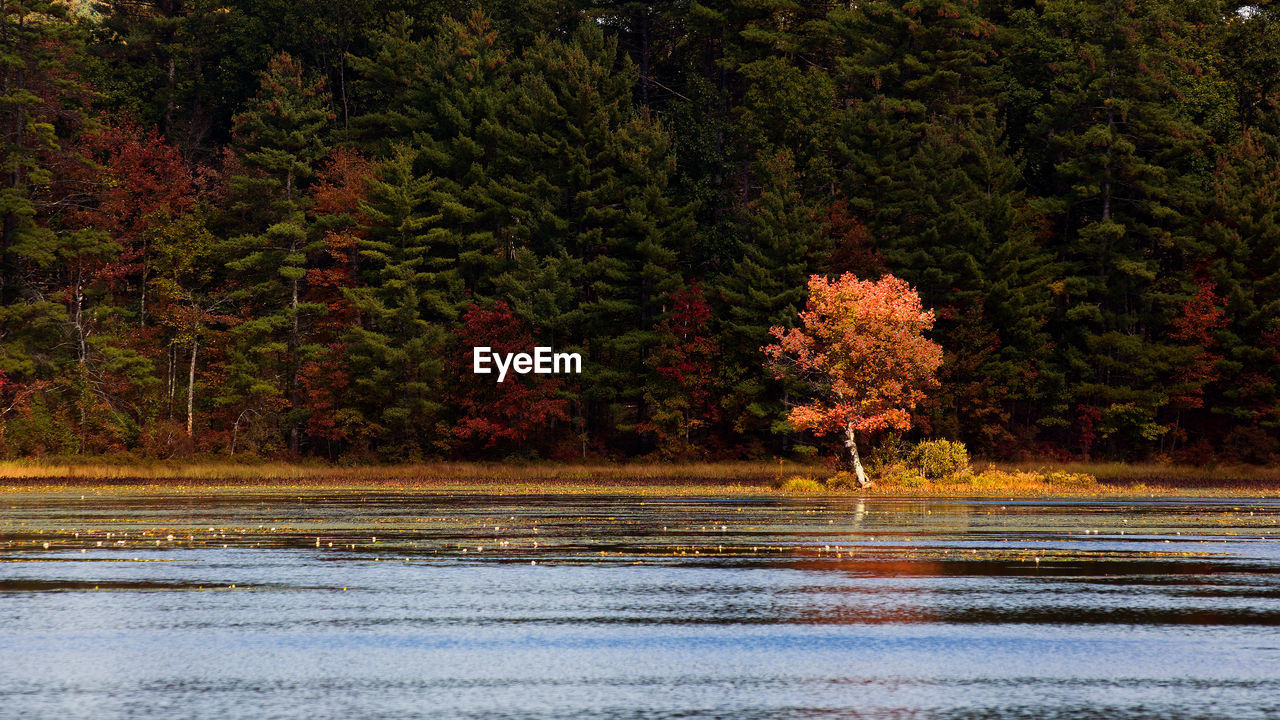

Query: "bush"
left=911, top=439, right=970, bottom=480
left=866, top=433, right=911, bottom=473
left=825, top=471, right=859, bottom=490
left=878, top=464, right=925, bottom=486
left=778, top=475, right=826, bottom=492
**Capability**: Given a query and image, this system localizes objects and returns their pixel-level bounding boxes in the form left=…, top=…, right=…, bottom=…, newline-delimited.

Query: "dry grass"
left=864, top=468, right=1105, bottom=497
left=985, top=461, right=1280, bottom=489
left=0, top=457, right=1276, bottom=496
left=0, top=459, right=802, bottom=485
left=765, top=461, right=1280, bottom=497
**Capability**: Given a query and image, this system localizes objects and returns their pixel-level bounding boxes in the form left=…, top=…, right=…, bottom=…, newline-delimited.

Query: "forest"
left=1, top=0, right=1279, bottom=463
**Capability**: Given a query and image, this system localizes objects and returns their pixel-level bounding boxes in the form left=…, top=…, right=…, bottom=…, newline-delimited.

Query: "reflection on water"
left=2, top=491, right=1279, bottom=719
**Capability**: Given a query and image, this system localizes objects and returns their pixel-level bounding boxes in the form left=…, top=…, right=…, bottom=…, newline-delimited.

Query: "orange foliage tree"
left=764, top=273, right=943, bottom=487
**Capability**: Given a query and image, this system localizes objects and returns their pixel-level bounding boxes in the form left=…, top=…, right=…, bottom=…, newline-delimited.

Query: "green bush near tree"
left=910, top=440, right=971, bottom=480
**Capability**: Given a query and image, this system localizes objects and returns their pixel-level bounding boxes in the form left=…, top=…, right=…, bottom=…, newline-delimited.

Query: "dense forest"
left=1, top=0, right=1279, bottom=463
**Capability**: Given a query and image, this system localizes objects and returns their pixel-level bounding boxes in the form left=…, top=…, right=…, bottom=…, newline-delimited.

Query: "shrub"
left=911, top=439, right=970, bottom=480
left=879, top=464, right=924, bottom=486
left=1041, top=471, right=1098, bottom=490
left=1222, top=426, right=1279, bottom=465
left=826, top=471, right=858, bottom=490
left=778, top=475, right=826, bottom=492
left=867, top=433, right=911, bottom=473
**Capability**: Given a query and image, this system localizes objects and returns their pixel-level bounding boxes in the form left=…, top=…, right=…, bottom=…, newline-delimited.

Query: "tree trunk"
left=165, top=57, right=175, bottom=136
left=167, top=341, right=175, bottom=419
left=288, top=261, right=300, bottom=454
left=74, top=273, right=87, bottom=453
left=186, top=332, right=197, bottom=438
left=844, top=423, right=872, bottom=488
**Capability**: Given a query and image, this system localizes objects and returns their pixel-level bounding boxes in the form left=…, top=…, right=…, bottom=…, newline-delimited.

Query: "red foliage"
left=70, top=118, right=196, bottom=291
left=1074, top=404, right=1102, bottom=459
left=764, top=273, right=943, bottom=439
left=825, top=199, right=885, bottom=277
left=1168, top=278, right=1227, bottom=411
left=298, top=149, right=378, bottom=445
left=307, top=148, right=376, bottom=326
left=640, top=281, right=721, bottom=455
left=448, top=302, right=570, bottom=454
left=299, top=343, right=355, bottom=446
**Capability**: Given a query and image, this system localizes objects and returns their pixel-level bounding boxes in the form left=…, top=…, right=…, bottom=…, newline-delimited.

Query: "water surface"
left=2, top=490, right=1279, bottom=719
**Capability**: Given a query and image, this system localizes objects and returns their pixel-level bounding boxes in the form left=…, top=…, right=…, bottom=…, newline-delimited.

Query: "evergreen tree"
left=1201, top=129, right=1280, bottom=440
left=348, top=11, right=510, bottom=295
left=0, top=1, right=99, bottom=453
left=824, top=0, right=1054, bottom=452
left=1029, top=0, right=1209, bottom=453
left=342, top=146, right=454, bottom=456
left=491, top=25, right=688, bottom=451
left=716, top=152, right=826, bottom=447
left=223, top=52, right=333, bottom=452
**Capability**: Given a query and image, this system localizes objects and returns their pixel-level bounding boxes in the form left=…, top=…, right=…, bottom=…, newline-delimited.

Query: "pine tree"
left=1201, top=129, right=1280, bottom=439
left=0, top=1, right=102, bottom=453
left=716, top=152, right=827, bottom=445
left=348, top=11, right=510, bottom=295
left=491, top=24, right=688, bottom=451
left=822, top=0, right=1054, bottom=452
left=341, top=146, right=454, bottom=457
left=223, top=51, right=333, bottom=452
left=1029, top=0, right=1210, bottom=453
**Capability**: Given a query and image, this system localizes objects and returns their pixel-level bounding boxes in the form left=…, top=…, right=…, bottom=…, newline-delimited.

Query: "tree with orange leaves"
left=764, top=273, right=943, bottom=487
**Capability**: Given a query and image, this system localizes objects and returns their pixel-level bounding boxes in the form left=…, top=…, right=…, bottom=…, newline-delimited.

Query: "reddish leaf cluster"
left=448, top=302, right=570, bottom=453
left=764, top=273, right=942, bottom=438
left=640, top=281, right=721, bottom=455
left=1169, top=278, right=1227, bottom=411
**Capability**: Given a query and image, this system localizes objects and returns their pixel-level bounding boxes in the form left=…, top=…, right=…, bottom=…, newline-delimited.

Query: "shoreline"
left=0, top=458, right=1276, bottom=497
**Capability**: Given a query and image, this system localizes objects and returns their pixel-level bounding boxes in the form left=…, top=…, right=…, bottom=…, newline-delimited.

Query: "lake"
left=2, top=489, right=1279, bottom=719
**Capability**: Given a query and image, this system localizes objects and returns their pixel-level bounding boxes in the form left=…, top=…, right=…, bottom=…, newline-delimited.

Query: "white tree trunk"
left=186, top=333, right=197, bottom=438
left=845, top=423, right=872, bottom=488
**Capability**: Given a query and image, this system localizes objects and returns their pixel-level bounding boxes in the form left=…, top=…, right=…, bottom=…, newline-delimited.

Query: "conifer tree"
left=341, top=146, right=453, bottom=456
left=825, top=0, right=1056, bottom=452
left=1201, top=129, right=1280, bottom=438
left=348, top=11, right=510, bottom=296
left=1029, top=0, right=1209, bottom=451
left=493, top=25, right=688, bottom=450
left=716, top=152, right=827, bottom=444
left=0, top=2, right=101, bottom=453
left=224, top=52, right=333, bottom=452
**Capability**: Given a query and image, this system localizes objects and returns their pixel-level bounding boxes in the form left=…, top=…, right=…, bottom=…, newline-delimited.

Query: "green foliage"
left=911, top=440, right=971, bottom=480
left=6, top=0, right=1280, bottom=462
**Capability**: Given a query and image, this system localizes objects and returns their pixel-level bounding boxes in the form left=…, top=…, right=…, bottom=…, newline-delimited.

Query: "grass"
left=987, top=461, right=1280, bottom=489
left=0, top=457, right=1276, bottom=496
left=0, top=458, right=802, bottom=486
left=772, top=461, right=1280, bottom=497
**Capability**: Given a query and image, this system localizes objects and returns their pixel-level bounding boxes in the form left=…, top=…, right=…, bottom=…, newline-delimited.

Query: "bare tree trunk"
left=74, top=274, right=87, bottom=453
left=844, top=423, right=871, bottom=488
left=186, top=332, right=197, bottom=438
left=165, top=57, right=175, bottom=136
left=167, top=341, right=175, bottom=419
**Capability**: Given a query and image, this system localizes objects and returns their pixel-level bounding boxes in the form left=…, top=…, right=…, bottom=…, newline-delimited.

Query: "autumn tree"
left=641, top=280, right=721, bottom=457
left=765, top=274, right=943, bottom=487
left=448, top=302, right=569, bottom=457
